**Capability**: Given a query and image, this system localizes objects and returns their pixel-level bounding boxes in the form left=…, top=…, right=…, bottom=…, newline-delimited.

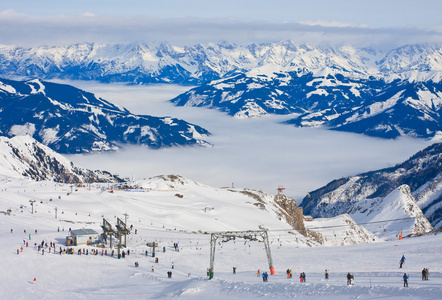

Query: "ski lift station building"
left=67, top=229, right=99, bottom=246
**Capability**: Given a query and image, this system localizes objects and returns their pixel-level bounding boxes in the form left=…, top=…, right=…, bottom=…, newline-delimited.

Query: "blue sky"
left=0, top=0, right=441, bottom=47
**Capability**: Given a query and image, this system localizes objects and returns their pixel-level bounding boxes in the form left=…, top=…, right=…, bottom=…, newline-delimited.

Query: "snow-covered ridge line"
left=300, top=142, right=442, bottom=230
left=0, top=41, right=441, bottom=85
left=0, top=78, right=211, bottom=153
left=172, top=71, right=442, bottom=139
left=0, top=135, right=120, bottom=183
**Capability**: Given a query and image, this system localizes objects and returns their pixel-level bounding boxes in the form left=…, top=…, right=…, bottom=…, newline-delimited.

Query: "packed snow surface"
left=1, top=175, right=441, bottom=299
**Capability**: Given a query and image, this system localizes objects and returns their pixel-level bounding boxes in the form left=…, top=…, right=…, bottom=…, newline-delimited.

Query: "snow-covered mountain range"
left=0, top=135, right=120, bottom=183
left=1, top=41, right=441, bottom=139
left=300, top=142, right=442, bottom=229
left=0, top=42, right=441, bottom=85
left=171, top=71, right=442, bottom=139
left=0, top=78, right=210, bottom=153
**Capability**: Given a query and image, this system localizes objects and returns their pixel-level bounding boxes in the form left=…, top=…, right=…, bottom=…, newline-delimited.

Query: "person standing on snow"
left=400, top=255, right=405, bottom=268
left=325, top=270, right=329, bottom=279
left=403, top=273, right=409, bottom=287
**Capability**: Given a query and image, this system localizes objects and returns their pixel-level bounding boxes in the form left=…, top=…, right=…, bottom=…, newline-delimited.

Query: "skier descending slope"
left=400, top=255, right=405, bottom=268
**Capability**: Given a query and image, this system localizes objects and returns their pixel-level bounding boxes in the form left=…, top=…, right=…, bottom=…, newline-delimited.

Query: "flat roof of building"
left=71, top=229, right=98, bottom=236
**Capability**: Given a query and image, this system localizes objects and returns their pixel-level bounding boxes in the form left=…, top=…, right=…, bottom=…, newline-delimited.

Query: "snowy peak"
left=348, top=185, right=433, bottom=238
left=0, top=135, right=120, bottom=183
left=0, top=78, right=210, bottom=153
left=300, top=142, right=442, bottom=229
left=0, top=42, right=441, bottom=85
left=304, top=214, right=379, bottom=246
left=378, top=44, right=442, bottom=74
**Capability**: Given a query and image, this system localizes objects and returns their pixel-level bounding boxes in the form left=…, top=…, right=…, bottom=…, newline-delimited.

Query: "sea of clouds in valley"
left=63, top=81, right=434, bottom=202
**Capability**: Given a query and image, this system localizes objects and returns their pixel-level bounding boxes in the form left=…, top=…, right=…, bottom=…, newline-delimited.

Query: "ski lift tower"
left=101, top=218, right=116, bottom=249
left=277, top=185, right=285, bottom=194
left=208, top=230, right=274, bottom=279
left=115, top=217, right=130, bottom=258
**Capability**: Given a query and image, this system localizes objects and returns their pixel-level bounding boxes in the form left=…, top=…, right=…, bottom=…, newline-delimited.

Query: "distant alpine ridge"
left=0, top=41, right=441, bottom=85
left=0, top=78, right=210, bottom=153
left=1, top=41, right=441, bottom=139
left=299, top=142, right=442, bottom=229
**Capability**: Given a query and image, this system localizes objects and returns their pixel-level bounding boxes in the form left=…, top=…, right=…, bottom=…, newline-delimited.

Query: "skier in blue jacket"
left=400, top=255, right=405, bottom=268
left=403, top=273, right=409, bottom=287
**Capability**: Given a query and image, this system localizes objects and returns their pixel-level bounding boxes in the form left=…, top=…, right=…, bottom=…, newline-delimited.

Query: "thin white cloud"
left=0, top=11, right=440, bottom=49
left=298, top=20, right=370, bottom=28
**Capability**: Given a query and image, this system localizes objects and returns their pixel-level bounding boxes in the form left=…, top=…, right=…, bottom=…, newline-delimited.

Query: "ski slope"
left=0, top=174, right=441, bottom=299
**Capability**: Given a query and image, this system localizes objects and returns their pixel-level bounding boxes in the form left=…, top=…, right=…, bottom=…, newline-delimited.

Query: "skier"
left=286, top=268, right=290, bottom=279
left=400, top=255, right=405, bottom=268
left=425, top=268, right=429, bottom=280
left=233, top=267, right=236, bottom=274
left=403, top=273, right=409, bottom=287
left=422, top=268, right=426, bottom=280
left=172, top=262, right=174, bottom=269
left=347, top=272, right=352, bottom=285
left=262, top=272, right=268, bottom=282
left=325, top=269, right=329, bottom=279
left=257, top=270, right=260, bottom=277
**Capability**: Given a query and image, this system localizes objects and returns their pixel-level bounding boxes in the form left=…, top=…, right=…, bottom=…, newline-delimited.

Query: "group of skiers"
left=346, top=272, right=354, bottom=285
left=262, top=271, right=269, bottom=282
left=422, top=268, right=429, bottom=280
